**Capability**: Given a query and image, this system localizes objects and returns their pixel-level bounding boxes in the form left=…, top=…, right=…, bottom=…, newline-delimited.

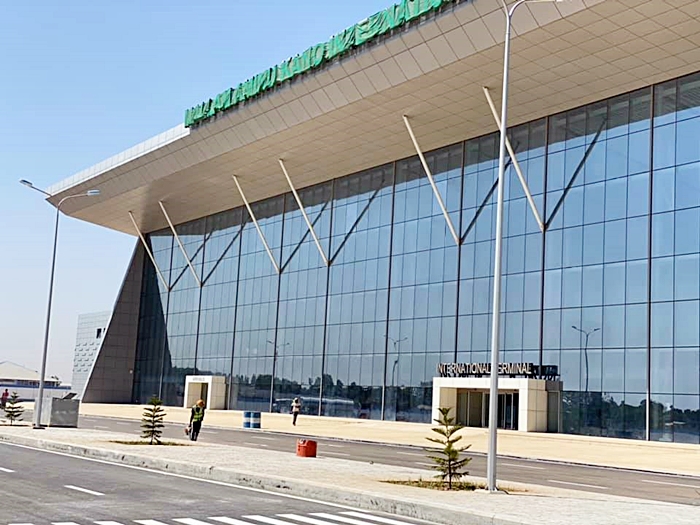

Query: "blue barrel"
left=243, top=411, right=261, bottom=429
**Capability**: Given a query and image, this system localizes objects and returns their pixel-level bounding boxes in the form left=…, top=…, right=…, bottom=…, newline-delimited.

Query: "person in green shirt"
left=188, top=399, right=206, bottom=441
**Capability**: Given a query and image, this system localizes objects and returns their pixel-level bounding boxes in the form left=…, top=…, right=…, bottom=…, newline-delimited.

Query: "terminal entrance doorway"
left=456, top=390, right=519, bottom=430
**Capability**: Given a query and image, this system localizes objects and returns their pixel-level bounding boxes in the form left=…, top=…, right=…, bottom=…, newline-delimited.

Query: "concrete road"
left=66, top=413, right=700, bottom=506
left=0, top=442, right=429, bottom=525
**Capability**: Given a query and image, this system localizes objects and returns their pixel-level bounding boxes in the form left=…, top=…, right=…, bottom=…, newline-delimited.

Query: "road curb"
left=0, top=432, right=521, bottom=525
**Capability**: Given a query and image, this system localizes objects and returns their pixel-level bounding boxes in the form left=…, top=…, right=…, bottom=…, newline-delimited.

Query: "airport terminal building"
left=49, top=0, right=700, bottom=443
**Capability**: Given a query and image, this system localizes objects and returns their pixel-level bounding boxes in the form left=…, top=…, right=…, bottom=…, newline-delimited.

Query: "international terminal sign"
left=438, top=362, right=559, bottom=381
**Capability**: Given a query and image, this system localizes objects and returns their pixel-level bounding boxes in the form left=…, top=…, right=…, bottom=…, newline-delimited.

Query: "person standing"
left=188, top=399, right=206, bottom=441
left=1, top=389, right=9, bottom=409
left=291, top=397, right=301, bottom=426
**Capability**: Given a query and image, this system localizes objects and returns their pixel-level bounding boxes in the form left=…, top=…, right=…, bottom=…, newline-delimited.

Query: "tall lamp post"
left=571, top=326, right=600, bottom=393
left=385, top=335, right=407, bottom=387
left=384, top=335, right=407, bottom=416
left=20, top=180, right=100, bottom=428
left=267, top=339, right=289, bottom=412
left=487, top=0, right=567, bottom=492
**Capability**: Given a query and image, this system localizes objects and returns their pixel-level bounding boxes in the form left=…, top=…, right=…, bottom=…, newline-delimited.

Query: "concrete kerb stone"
left=0, top=432, right=520, bottom=525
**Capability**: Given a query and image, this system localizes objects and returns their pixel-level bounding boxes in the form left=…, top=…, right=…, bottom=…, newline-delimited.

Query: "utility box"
left=39, top=398, right=80, bottom=427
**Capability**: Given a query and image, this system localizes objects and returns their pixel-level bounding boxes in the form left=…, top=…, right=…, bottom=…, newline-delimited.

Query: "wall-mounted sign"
left=437, top=362, right=559, bottom=381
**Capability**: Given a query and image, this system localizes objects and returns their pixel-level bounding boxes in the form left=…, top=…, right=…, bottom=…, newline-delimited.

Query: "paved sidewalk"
left=0, top=425, right=698, bottom=525
left=76, top=403, right=700, bottom=476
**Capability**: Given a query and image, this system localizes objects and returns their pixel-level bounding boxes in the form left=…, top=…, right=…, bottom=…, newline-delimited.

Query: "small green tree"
left=426, top=407, right=471, bottom=489
left=141, top=396, right=166, bottom=445
left=3, top=392, right=24, bottom=425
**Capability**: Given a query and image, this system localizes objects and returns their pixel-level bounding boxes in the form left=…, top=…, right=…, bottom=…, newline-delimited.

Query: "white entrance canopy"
left=433, top=376, right=559, bottom=432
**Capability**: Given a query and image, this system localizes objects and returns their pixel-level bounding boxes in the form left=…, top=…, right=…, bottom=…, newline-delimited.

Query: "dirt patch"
left=110, top=440, right=190, bottom=446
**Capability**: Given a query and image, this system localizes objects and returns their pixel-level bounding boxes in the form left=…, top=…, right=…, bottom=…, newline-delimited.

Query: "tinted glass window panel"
left=603, top=219, right=626, bottom=263
left=651, top=212, right=674, bottom=258
left=675, top=348, right=700, bottom=395
left=676, top=117, right=700, bottom=166
left=604, top=263, right=625, bottom=305
left=602, top=348, right=624, bottom=391
left=677, top=73, right=700, bottom=121
left=675, top=162, right=700, bottom=210
left=674, top=300, right=700, bottom=347
left=628, top=130, right=650, bottom=175
left=582, top=265, right=603, bottom=307
left=675, top=254, right=700, bottom=301
left=651, top=347, right=674, bottom=394
left=653, top=124, right=676, bottom=170
left=625, top=348, right=646, bottom=393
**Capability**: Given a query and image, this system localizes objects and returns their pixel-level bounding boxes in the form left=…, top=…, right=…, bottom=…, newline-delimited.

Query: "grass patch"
left=384, top=478, right=524, bottom=493
left=384, top=478, right=483, bottom=491
left=110, top=440, right=190, bottom=446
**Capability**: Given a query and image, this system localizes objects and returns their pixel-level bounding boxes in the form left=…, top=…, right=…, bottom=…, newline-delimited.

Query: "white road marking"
left=94, top=426, right=111, bottom=429
left=244, top=442, right=268, bottom=447
left=641, top=479, right=700, bottom=489
left=211, top=517, right=260, bottom=525
left=64, top=485, right=105, bottom=496
left=343, top=511, right=420, bottom=525
left=115, top=422, right=131, bottom=426
left=247, top=435, right=276, bottom=441
left=175, top=519, right=221, bottom=525
left=502, top=462, right=545, bottom=470
left=0, top=441, right=366, bottom=512
left=326, top=444, right=345, bottom=448
left=53, top=522, right=82, bottom=525
left=395, top=451, right=422, bottom=457
left=0, top=467, right=15, bottom=473
left=244, top=516, right=299, bottom=525
left=278, top=515, right=347, bottom=525
left=201, top=431, right=218, bottom=434
left=95, top=521, right=126, bottom=525
left=321, top=451, right=350, bottom=456
left=547, top=479, right=608, bottom=490
left=312, top=513, right=401, bottom=525
left=135, top=521, right=170, bottom=525
left=9, top=523, right=34, bottom=525
left=414, top=462, right=434, bottom=468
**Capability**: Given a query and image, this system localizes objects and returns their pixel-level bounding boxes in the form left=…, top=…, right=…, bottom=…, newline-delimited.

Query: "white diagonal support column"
left=232, top=175, right=281, bottom=274
left=402, top=115, right=461, bottom=246
left=483, top=86, right=545, bottom=232
left=278, top=158, right=330, bottom=266
left=128, top=211, right=170, bottom=292
left=158, top=201, right=203, bottom=287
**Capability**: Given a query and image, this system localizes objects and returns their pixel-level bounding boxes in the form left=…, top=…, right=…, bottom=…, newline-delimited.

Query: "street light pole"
left=267, top=340, right=289, bottom=412
left=486, top=0, right=566, bottom=493
left=20, top=180, right=100, bottom=428
left=572, top=326, right=600, bottom=393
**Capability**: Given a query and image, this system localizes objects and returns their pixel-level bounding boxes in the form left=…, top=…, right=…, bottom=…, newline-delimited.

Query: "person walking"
left=1, top=389, right=9, bottom=409
left=188, top=399, right=206, bottom=441
left=291, top=397, right=301, bottom=426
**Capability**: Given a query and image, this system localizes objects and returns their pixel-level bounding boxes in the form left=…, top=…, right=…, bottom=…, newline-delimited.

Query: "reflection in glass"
left=128, top=73, right=700, bottom=443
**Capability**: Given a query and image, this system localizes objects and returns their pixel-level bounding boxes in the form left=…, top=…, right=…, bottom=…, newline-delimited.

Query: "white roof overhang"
left=47, top=0, right=700, bottom=234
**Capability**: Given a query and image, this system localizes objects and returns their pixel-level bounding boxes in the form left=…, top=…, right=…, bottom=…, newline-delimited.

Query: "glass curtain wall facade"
left=133, top=71, right=700, bottom=443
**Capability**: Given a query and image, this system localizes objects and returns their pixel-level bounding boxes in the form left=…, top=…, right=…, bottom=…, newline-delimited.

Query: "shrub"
left=3, top=392, right=24, bottom=426
left=141, top=395, right=166, bottom=445
left=426, top=407, right=471, bottom=490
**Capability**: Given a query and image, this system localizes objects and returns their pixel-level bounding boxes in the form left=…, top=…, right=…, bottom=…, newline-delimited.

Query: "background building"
left=0, top=361, right=69, bottom=401
left=71, top=311, right=110, bottom=399
left=48, top=0, right=700, bottom=443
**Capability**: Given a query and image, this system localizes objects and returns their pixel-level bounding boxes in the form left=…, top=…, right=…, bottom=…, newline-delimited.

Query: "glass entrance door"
left=456, top=390, right=519, bottom=430
left=482, top=392, right=519, bottom=430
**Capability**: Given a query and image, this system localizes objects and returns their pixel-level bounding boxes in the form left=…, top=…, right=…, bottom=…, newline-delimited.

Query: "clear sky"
left=0, top=0, right=394, bottom=384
